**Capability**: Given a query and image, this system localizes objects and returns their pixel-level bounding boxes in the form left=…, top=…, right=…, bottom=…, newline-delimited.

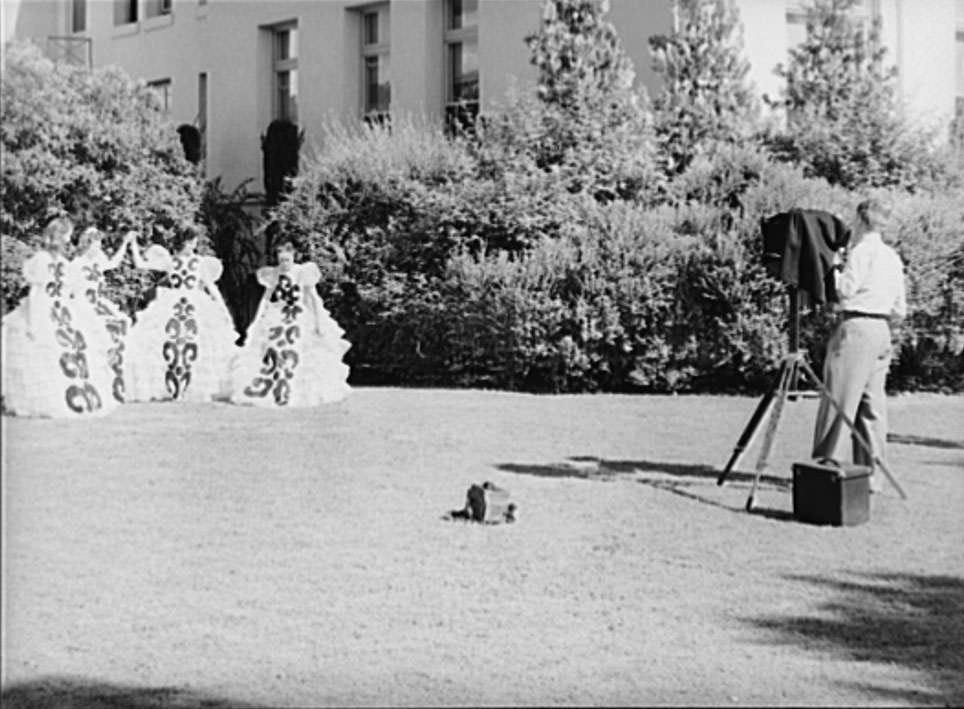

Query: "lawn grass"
left=2, top=389, right=962, bottom=707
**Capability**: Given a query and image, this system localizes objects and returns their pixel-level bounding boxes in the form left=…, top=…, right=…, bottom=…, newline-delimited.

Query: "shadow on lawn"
left=0, top=677, right=252, bottom=709
left=746, top=572, right=964, bottom=706
left=496, top=457, right=794, bottom=522
left=887, top=433, right=964, bottom=450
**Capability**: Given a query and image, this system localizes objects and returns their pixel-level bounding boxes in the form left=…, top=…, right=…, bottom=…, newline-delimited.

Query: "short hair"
left=856, top=199, right=892, bottom=231
left=274, top=234, right=300, bottom=258
left=170, top=224, right=203, bottom=252
left=42, top=217, right=74, bottom=249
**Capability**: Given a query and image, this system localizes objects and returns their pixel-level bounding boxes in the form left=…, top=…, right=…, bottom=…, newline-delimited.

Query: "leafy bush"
left=1, top=41, right=203, bottom=315
left=200, top=177, right=262, bottom=338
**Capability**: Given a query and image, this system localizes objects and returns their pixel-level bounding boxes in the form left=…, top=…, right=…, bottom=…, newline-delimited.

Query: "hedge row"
left=273, top=124, right=964, bottom=393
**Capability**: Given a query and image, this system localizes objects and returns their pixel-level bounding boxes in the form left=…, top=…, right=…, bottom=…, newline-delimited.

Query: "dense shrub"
left=1, top=41, right=203, bottom=315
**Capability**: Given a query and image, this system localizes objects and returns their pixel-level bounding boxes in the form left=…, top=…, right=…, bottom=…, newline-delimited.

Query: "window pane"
left=276, top=30, right=290, bottom=60
left=148, top=80, right=171, bottom=113
left=114, top=0, right=137, bottom=25
left=377, top=55, right=391, bottom=112
left=365, top=56, right=379, bottom=112
left=450, top=39, right=479, bottom=103
left=363, top=12, right=378, bottom=45
left=364, top=55, right=390, bottom=113
left=72, top=0, right=86, bottom=32
left=957, top=35, right=964, bottom=98
left=277, top=69, right=298, bottom=122
left=450, top=0, right=477, bottom=30
left=288, top=27, right=298, bottom=59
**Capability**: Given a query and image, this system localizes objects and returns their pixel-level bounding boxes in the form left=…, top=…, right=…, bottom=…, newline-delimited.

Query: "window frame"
left=443, top=0, right=479, bottom=134
left=70, top=0, right=87, bottom=33
left=270, top=21, right=300, bottom=123
left=114, top=0, right=139, bottom=26
left=147, top=77, right=172, bottom=113
left=359, top=3, right=391, bottom=123
left=145, top=0, right=172, bottom=19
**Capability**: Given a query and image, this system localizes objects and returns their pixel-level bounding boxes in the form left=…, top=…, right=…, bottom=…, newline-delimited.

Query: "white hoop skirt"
left=124, top=286, right=237, bottom=403
left=2, top=291, right=118, bottom=418
left=227, top=264, right=351, bottom=408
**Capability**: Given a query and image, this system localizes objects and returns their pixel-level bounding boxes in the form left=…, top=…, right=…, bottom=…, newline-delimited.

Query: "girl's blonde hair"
left=41, top=217, right=74, bottom=249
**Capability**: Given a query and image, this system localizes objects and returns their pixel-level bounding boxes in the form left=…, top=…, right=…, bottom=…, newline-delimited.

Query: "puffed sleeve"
left=144, top=244, right=175, bottom=271
left=201, top=255, right=224, bottom=283
left=21, top=252, right=50, bottom=285
left=256, top=266, right=278, bottom=288
left=299, top=262, right=322, bottom=287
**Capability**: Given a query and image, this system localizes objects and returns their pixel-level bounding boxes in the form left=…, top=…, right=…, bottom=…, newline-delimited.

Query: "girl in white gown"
left=124, top=227, right=237, bottom=402
left=228, top=237, right=351, bottom=407
left=1, top=218, right=118, bottom=417
left=71, top=227, right=135, bottom=403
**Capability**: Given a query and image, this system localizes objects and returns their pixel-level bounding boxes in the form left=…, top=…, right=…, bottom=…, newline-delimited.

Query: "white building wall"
left=2, top=0, right=960, bottom=191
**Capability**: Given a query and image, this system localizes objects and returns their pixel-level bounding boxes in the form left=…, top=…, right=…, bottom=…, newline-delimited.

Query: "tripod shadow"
left=888, top=433, right=964, bottom=450
left=495, top=457, right=794, bottom=522
left=0, top=676, right=252, bottom=708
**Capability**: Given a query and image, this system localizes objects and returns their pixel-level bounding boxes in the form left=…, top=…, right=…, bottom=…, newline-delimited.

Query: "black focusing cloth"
left=761, top=208, right=851, bottom=305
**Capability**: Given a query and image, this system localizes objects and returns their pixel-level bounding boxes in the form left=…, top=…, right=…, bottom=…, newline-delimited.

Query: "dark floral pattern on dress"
left=80, top=259, right=127, bottom=402
left=243, top=272, right=303, bottom=406
left=161, top=256, right=202, bottom=400
left=48, top=259, right=102, bottom=414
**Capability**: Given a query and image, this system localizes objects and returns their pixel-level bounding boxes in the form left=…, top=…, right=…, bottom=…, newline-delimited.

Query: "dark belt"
left=841, top=311, right=890, bottom=321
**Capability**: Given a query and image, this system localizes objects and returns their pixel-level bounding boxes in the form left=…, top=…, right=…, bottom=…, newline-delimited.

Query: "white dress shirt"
left=836, top=231, right=907, bottom=320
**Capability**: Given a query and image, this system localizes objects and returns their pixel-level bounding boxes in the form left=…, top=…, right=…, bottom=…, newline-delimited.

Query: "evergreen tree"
left=765, top=0, right=938, bottom=189
left=497, top=0, right=660, bottom=202
left=650, top=0, right=758, bottom=175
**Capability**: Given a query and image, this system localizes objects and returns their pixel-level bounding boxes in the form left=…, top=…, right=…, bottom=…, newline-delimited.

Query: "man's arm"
left=835, top=243, right=869, bottom=302
left=890, top=262, right=908, bottom=323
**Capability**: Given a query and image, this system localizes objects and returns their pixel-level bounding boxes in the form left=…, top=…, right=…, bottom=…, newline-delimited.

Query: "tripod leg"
left=798, top=359, right=907, bottom=500
left=747, top=361, right=793, bottom=511
left=718, top=360, right=786, bottom=486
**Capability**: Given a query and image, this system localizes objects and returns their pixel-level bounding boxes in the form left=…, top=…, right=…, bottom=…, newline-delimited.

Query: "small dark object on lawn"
left=446, top=481, right=516, bottom=524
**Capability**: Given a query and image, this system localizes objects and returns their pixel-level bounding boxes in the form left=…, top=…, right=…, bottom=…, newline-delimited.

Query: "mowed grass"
left=2, top=389, right=963, bottom=707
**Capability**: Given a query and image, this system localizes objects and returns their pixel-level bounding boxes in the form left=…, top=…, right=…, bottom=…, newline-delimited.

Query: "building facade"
left=3, top=0, right=962, bottom=194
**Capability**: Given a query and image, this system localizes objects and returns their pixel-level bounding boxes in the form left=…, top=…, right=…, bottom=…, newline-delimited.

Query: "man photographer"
left=812, top=199, right=907, bottom=492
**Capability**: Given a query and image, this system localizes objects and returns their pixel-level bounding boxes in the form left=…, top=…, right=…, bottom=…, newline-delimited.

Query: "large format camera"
left=761, top=208, right=851, bottom=307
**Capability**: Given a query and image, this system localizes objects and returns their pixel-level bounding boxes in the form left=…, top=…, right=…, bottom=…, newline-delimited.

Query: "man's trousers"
left=812, top=317, right=893, bottom=470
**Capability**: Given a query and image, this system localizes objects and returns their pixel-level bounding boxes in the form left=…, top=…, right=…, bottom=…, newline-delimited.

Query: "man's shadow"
left=495, top=457, right=794, bottom=522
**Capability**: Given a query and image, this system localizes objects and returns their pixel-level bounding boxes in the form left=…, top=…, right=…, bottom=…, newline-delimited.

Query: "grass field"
left=2, top=388, right=963, bottom=707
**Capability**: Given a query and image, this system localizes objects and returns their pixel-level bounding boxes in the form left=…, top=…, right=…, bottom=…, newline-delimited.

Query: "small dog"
left=447, top=481, right=516, bottom=524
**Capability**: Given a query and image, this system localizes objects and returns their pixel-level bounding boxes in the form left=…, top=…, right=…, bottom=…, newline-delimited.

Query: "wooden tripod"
left=717, top=288, right=907, bottom=511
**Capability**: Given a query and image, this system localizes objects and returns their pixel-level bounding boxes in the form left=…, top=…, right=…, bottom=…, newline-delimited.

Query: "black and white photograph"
left=1, top=0, right=962, bottom=706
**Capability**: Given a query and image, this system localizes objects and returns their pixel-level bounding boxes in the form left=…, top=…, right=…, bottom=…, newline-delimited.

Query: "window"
left=360, top=5, right=390, bottom=123
left=198, top=72, right=207, bottom=163
left=786, top=0, right=874, bottom=48
left=114, top=0, right=138, bottom=25
left=146, top=0, right=172, bottom=19
left=147, top=78, right=172, bottom=113
left=272, top=23, right=299, bottom=122
left=71, top=0, right=86, bottom=33
left=444, top=0, right=479, bottom=133
left=958, top=1, right=964, bottom=110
